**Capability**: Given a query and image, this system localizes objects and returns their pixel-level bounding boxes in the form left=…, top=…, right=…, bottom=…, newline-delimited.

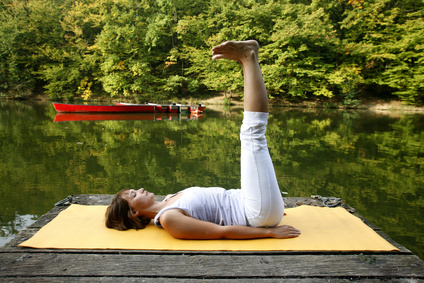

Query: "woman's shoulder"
left=161, top=208, right=190, bottom=218
left=156, top=208, right=189, bottom=228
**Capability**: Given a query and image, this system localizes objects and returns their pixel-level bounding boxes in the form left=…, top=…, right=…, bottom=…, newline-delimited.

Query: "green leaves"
left=340, top=0, right=424, bottom=104
left=0, top=0, right=423, bottom=103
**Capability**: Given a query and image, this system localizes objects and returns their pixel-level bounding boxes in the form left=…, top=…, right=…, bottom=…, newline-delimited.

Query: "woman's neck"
left=143, top=192, right=183, bottom=219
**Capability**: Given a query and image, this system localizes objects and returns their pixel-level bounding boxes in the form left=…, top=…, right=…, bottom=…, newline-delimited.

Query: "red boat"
left=54, top=113, right=157, bottom=122
left=168, top=104, right=180, bottom=113
left=53, top=113, right=189, bottom=122
left=115, top=102, right=180, bottom=113
left=53, top=112, right=205, bottom=122
left=150, top=104, right=168, bottom=113
left=53, top=102, right=155, bottom=113
left=149, top=103, right=179, bottom=113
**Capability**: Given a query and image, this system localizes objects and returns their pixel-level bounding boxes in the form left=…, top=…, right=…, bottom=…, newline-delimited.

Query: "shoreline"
left=2, top=94, right=424, bottom=114
left=200, top=96, right=424, bottom=114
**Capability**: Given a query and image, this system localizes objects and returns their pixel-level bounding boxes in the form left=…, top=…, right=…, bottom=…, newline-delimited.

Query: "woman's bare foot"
left=212, top=40, right=268, bottom=112
left=212, top=40, right=259, bottom=65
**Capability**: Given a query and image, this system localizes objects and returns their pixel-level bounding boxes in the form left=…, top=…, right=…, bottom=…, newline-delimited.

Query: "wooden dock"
left=1, top=195, right=423, bottom=282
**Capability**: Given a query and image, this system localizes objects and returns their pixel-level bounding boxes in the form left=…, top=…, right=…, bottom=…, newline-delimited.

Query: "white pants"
left=240, top=111, right=284, bottom=227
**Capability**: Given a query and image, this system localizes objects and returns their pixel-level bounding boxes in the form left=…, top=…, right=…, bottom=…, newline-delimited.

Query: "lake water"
left=0, top=100, right=423, bottom=259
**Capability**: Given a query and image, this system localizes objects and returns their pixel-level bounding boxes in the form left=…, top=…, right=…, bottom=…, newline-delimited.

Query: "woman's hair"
left=105, top=189, right=151, bottom=230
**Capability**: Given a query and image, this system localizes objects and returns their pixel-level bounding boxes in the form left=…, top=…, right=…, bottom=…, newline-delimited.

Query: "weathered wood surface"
left=1, top=195, right=423, bottom=282
left=1, top=253, right=424, bottom=278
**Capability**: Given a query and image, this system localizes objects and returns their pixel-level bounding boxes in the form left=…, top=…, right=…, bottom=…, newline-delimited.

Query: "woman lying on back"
left=105, top=40, right=301, bottom=240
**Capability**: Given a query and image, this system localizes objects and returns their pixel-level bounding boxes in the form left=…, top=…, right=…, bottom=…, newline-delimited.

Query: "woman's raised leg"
left=212, top=40, right=284, bottom=227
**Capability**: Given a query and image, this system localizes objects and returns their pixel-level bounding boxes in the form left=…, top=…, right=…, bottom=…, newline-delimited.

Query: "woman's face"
left=123, top=188, right=155, bottom=214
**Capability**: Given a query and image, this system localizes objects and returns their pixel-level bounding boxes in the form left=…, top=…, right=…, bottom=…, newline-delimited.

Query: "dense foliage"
left=1, top=0, right=423, bottom=104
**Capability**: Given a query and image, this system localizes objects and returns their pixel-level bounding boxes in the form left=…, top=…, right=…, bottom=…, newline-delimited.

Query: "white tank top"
left=154, top=187, right=246, bottom=227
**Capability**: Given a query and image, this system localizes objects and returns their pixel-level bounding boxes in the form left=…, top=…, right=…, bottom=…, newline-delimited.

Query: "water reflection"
left=0, top=101, right=423, bottom=260
left=0, top=214, right=37, bottom=247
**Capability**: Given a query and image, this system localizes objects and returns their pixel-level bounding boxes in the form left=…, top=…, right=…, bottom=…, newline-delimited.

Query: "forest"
left=0, top=0, right=423, bottom=104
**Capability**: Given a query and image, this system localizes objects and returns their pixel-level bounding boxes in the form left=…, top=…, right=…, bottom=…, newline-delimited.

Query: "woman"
left=106, top=40, right=301, bottom=240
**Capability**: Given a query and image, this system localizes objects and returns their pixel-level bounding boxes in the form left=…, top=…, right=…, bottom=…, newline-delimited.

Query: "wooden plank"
left=1, top=253, right=423, bottom=279
left=2, top=278, right=420, bottom=282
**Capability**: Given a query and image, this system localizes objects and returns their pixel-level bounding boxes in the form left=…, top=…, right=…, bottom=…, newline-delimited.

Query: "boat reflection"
left=54, top=112, right=205, bottom=122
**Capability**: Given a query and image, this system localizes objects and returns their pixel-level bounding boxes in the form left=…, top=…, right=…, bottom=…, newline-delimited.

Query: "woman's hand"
left=159, top=209, right=301, bottom=240
left=269, top=225, right=301, bottom=239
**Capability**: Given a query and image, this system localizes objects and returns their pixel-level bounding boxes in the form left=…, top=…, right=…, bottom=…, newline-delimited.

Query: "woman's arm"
left=159, top=209, right=300, bottom=240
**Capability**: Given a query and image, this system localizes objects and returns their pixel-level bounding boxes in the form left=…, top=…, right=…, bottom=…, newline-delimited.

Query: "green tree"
left=38, top=0, right=105, bottom=99
left=263, top=0, right=340, bottom=99
left=340, top=0, right=424, bottom=104
left=0, top=0, right=61, bottom=97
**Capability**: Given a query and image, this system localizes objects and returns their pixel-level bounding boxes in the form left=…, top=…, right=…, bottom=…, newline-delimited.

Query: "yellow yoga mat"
left=19, top=204, right=399, bottom=251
